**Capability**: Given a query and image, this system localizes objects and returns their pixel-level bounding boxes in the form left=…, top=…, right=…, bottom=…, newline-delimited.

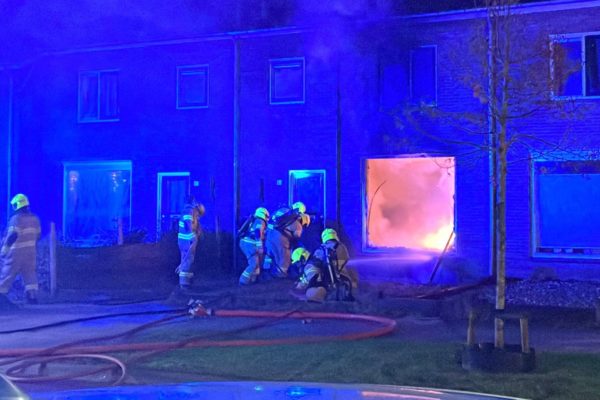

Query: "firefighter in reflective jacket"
left=289, top=247, right=310, bottom=280
left=264, top=203, right=310, bottom=278
left=0, top=194, right=41, bottom=305
left=175, top=197, right=205, bottom=289
left=293, top=228, right=354, bottom=302
left=238, top=207, right=270, bottom=285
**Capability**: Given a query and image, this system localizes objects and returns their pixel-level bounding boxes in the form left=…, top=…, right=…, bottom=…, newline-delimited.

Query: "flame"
left=366, top=157, right=455, bottom=251
left=421, top=223, right=454, bottom=251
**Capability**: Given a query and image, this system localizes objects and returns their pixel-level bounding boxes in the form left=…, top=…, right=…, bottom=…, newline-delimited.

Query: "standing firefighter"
left=175, top=196, right=205, bottom=290
left=238, top=207, right=270, bottom=285
left=264, top=202, right=310, bottom=278
left=0, top=194, right=41, bottom=306
left=293, top=228, right=354, bottom=302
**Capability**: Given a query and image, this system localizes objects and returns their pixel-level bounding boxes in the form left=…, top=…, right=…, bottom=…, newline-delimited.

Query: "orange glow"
left=421, top=223, right=455, bottom=250
left=366, top=157, right=455, bottom=251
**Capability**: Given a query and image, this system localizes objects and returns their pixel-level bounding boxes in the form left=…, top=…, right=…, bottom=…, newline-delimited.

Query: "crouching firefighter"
left=293, top=228, right=355, bottom=302
left=288, top=247, right=310, bottom=280
left=264, top=202, right=310, bottom=278
left=175, top=197, right=205, bottom=290
left=238, top=207, right=269, bottom=285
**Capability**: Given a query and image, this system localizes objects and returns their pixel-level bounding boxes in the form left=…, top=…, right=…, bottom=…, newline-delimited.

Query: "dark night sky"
left=0, top=0, right=556, bottom=65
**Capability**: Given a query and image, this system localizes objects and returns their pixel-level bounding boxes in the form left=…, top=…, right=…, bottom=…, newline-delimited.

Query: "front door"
left=289, top=169, right=326, bottom=249
left=157, top=172, right=190, bottom=238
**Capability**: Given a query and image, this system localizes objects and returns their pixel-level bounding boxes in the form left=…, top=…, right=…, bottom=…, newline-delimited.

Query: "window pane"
left=553, top=39, right=583, bottom=96
left=270, top=59, right=304, bottom=104
left=585, top=35, right=600, bottom=96
left=79, top=73, right=98, bottom=121
left=99, top=71, right=119, bottom=119
left=64, top=162, right=132, bottom=247
left=534, top=160, right=600, bottom=251
left=411, top=47, right=436, bottom=104
left=178, top=66, right=208, bottom=108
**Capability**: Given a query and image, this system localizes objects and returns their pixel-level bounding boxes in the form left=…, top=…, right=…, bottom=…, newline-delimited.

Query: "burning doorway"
left=364, top=156, right=455, bottom=252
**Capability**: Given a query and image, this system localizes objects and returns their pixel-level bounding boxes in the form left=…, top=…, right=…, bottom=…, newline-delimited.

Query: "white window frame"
left=77, top=69, right=120, bottom=123
left=269, top=57, right=306, bottom=105
left=409, top=45, right=438, bottom=106
left=62, top=160, right=133, bottom=243
left=530, top=151, right=600, bottom=259
left=156, top=171, right=190, bottom=239
left=550, top=32, right=600, bottom=100
left=176, top=64, right=210, bottom=109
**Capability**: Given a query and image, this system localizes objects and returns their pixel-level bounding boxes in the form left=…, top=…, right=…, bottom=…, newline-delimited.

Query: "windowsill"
left=176, top=105, right=209, bottom=110
left=270, top=100, right=305, bottom=105
left=532, top=249, right=600, bottom=260
left=551, top=95, right=600, bottom=101
left=78, top=118, right=120, bottom=123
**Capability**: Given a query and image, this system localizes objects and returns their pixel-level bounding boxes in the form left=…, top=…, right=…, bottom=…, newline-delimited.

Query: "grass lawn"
left=139, top=339, right=600, bottom=400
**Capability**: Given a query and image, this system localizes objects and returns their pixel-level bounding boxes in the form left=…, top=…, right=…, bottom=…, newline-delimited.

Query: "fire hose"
left=0, top=305, right=397, bottom=385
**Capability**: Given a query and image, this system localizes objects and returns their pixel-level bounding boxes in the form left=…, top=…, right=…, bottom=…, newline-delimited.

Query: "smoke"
left=366, top=157, right=455, bottom=251
left=290, top=0, right=396, bottom=65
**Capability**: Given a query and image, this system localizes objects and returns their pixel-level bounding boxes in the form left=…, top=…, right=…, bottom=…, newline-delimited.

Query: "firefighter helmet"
left=195, top=203, right=206, bottom=217
left=291, top=247, right=310, bottom=264
left=292, top=201, right=306, bottom=214
left=321, top=228, right=339, bottom=243
left=254, top=207, right=269, bottom=221
left=300, top=213, right=311, bottom=227
left=11, top=194, right=29, bottom=211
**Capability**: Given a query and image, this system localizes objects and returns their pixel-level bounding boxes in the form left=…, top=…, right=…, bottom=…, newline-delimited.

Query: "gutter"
left=0, top=27, right=306, bottom=70
left=2, top=0, right=599, bottom=69
left=405, top=0, right=600, bottom=23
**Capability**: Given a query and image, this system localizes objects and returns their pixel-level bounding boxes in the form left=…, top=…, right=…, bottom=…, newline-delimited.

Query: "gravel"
left=504, top=280, right=600, bottom=309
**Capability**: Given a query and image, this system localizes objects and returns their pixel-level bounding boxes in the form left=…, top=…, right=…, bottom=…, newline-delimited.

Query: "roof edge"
left=403, top=0, right=600, bottom=23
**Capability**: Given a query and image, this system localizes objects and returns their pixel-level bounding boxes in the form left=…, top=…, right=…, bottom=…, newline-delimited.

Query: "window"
left=177, top=65, right=209, bottom=109
left=78, top=70, right=119, bottom=122
left=532, top=157, right=600, bottom=257
left=63, top=161, right=132, bottom=247
left=363, top=156, right=455, bottom=252
left=551, top=34, right=600, bottom=98
left=270, top=58, right=305, bottom=105
left=410, top=46, right=437, bottom=105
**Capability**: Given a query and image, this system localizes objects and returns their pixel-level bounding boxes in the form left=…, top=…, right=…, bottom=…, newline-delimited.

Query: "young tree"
left=398, top=0, right=583, bottom=347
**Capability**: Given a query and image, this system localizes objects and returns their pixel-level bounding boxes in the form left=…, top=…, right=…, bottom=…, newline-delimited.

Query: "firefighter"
left=292, top=228, right=354, bottom=302
left=264, top=205, right=310, bottom=278
left=175, top=196, right=205, bottom=290
left=288, top=247, right=310, bottom=280
left=0, top=194, right=41, bottom=306
left=238, top=207, right=270, bottom=285
left=269, top=201, right=306, bottom=223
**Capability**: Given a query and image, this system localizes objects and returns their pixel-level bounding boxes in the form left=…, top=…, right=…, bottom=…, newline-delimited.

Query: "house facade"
left=1, top=0, right=600, bottom=282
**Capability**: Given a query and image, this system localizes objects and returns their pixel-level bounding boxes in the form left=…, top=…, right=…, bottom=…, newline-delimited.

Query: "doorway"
left=157, top=172, right=190, bottom=239
left=289, top=169, right=326, bottom=250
